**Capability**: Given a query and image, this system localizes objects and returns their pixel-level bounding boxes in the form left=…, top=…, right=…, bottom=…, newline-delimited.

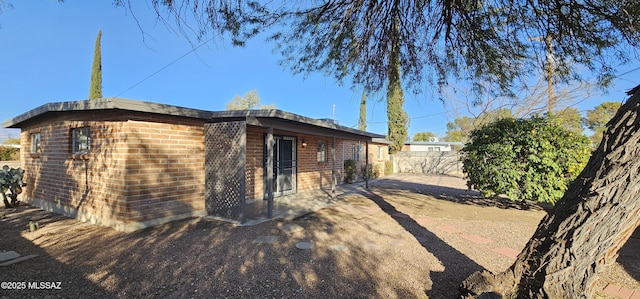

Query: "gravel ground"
left=1, top=173, right=638, bottom=298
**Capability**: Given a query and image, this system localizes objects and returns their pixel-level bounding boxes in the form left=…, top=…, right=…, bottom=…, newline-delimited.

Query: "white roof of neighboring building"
left=405, top=141, right=464, bottom=146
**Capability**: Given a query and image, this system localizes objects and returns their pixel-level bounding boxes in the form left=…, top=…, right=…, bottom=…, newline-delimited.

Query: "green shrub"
left=384, top=160, right=393, bottom=176
left=1, top=165, right=25, bottom=208
left=344, top=159, right=358, bottom=183
left=461, top=115, right=591, bottom=205
left=0, top=147, right=19, bottom=161
left=361, top=164, right=379, bottom=180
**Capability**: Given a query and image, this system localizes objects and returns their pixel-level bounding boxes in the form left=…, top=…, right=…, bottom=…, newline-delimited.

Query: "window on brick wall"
left=378, top=146, right=383, bottom=160
left=72, top=127, right=91, bottom=154
left=30, top=132, right=41, bottom=153
left=351, top=144, right=361, bottom=161
left=317, top=141, right=327, bottom=162
left=351, top=144, right=356, bottom=160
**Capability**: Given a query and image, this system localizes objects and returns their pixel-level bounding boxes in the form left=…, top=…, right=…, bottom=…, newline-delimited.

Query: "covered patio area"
left=207, top=182, right=366, bottom=226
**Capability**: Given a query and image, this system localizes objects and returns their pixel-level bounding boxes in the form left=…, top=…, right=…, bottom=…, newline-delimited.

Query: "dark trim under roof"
left=210, top=109, right=383, bottom=138
left=2, top=97, right=385, bottom=139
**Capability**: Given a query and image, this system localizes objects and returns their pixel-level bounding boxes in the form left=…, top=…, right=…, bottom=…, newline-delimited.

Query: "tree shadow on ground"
left=356, top=188, right=485, bottom=298
left=1, top=205, right=113, bottom=298
left=2, top=173, right=552, bottom=298
left=372, top=176, right=553, bottom=212
left=1, top=201, right=427, bottom=298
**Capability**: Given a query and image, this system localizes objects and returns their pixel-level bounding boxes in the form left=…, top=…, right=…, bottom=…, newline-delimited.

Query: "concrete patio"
left=208, top=181, right=368, bottom=226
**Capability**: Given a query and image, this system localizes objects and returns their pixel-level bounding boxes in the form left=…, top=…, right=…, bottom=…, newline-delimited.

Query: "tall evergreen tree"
left=387, top=13, right=408, bottom=154
left=89, top=30, right=102, bottom=100
left=358, top=90, right=367, bottom=131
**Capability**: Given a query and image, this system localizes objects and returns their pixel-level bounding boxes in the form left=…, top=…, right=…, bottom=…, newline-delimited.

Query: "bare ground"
left=1, top=173, right=638, bottom=298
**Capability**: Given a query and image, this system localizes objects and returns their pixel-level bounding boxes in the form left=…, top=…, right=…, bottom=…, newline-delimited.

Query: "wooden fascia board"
left=246, top=116, right=372, bottom=141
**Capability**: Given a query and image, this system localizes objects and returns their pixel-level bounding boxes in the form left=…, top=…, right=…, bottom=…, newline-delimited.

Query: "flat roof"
left=372, top=138, right=392, bottom=144
left=3, top=97, right=385, bottom=139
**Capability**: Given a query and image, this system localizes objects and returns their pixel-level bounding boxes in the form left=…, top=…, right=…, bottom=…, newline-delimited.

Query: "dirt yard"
left=1, top=173, right=638, bottom=298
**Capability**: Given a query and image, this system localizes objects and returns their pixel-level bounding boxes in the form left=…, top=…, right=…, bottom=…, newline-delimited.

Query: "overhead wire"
left=113, top=33, right=639, bottom=127
left=359, top=63, right=640, bottom=130
left=112, top=36, right=214, bottom=98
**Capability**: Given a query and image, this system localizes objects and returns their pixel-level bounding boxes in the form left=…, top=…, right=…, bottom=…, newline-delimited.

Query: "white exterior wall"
left=409, top=144, right=452, bottom=152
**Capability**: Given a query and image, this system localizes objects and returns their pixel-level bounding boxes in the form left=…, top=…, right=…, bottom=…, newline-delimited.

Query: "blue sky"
left=1, top=1, right=639, bottom=142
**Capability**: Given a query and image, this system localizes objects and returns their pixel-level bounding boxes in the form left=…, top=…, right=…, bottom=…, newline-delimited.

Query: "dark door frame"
left=264, top=134, right=297, bottom=198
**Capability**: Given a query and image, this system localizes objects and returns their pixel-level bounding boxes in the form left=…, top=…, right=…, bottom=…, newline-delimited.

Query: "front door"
left=265, top=136, right=297, bottom=197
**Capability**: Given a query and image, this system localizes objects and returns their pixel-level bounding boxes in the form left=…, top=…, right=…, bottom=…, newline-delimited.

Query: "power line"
left=365, top=64, right=639, bottom=127
left=614, top=65, right=640, bottom=78
left=113, top=37, right=214, bottom=98
left=363, top=109, right=454, bottom=125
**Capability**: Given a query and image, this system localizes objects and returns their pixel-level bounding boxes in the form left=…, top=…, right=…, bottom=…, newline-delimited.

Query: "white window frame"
left=72, top=127, right=91, bottom=154
left=30, top=132, right=41, bottom=153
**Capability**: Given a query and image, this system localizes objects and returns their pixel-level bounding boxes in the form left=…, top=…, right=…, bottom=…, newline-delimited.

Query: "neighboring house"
left=402, top=138, right=463, bottom=152
left=2, top=98, right=387, bottom=231
left=394, top=137, right=464, bottom=176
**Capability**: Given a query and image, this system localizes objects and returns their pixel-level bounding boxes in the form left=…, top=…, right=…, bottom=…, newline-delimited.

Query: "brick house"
left=2, top=98, right=387, bottom=231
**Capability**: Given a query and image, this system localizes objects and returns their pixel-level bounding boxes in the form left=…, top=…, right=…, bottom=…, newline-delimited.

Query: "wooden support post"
left=365, top=140, right=369, bottom=189
left=266, top=128, right=274, bottom=218
left=331, top=136, right=336, bottom=198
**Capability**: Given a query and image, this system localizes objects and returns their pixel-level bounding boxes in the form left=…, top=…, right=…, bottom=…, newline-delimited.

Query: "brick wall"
left=20, top=110, right=205, bottom=231
left=242, top=126, right=389, bottom=200
left=245, top=126, right=264, bottom=200
left=368, top=143, right=390, bottom=177
left=333, top=140, right=390, bottom=181
left=245, top=125, right=374, bottom=200
left=18, top=111, right=386, bottom=230
left=296, top=133, right=336, bottom=191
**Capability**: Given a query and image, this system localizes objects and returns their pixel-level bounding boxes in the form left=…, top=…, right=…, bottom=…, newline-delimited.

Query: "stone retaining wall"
left=392, top=151, right=463, bottom=177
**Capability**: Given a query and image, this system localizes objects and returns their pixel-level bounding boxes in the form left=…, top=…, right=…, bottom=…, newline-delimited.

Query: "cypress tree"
left=89, top=30, right=102, bottom=99
left=386, top=15, right=408, bottom=154
left=358, top=90, right=367, bottom=131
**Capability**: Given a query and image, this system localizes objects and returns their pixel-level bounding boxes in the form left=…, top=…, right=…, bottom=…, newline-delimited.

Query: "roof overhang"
left=372, top=138, right=392, bottom=145
left=2, top=98, right=213, bottom=128
left=2, top=98, right=385, bottom=140
left=207, top=109, right=383, bottom=140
